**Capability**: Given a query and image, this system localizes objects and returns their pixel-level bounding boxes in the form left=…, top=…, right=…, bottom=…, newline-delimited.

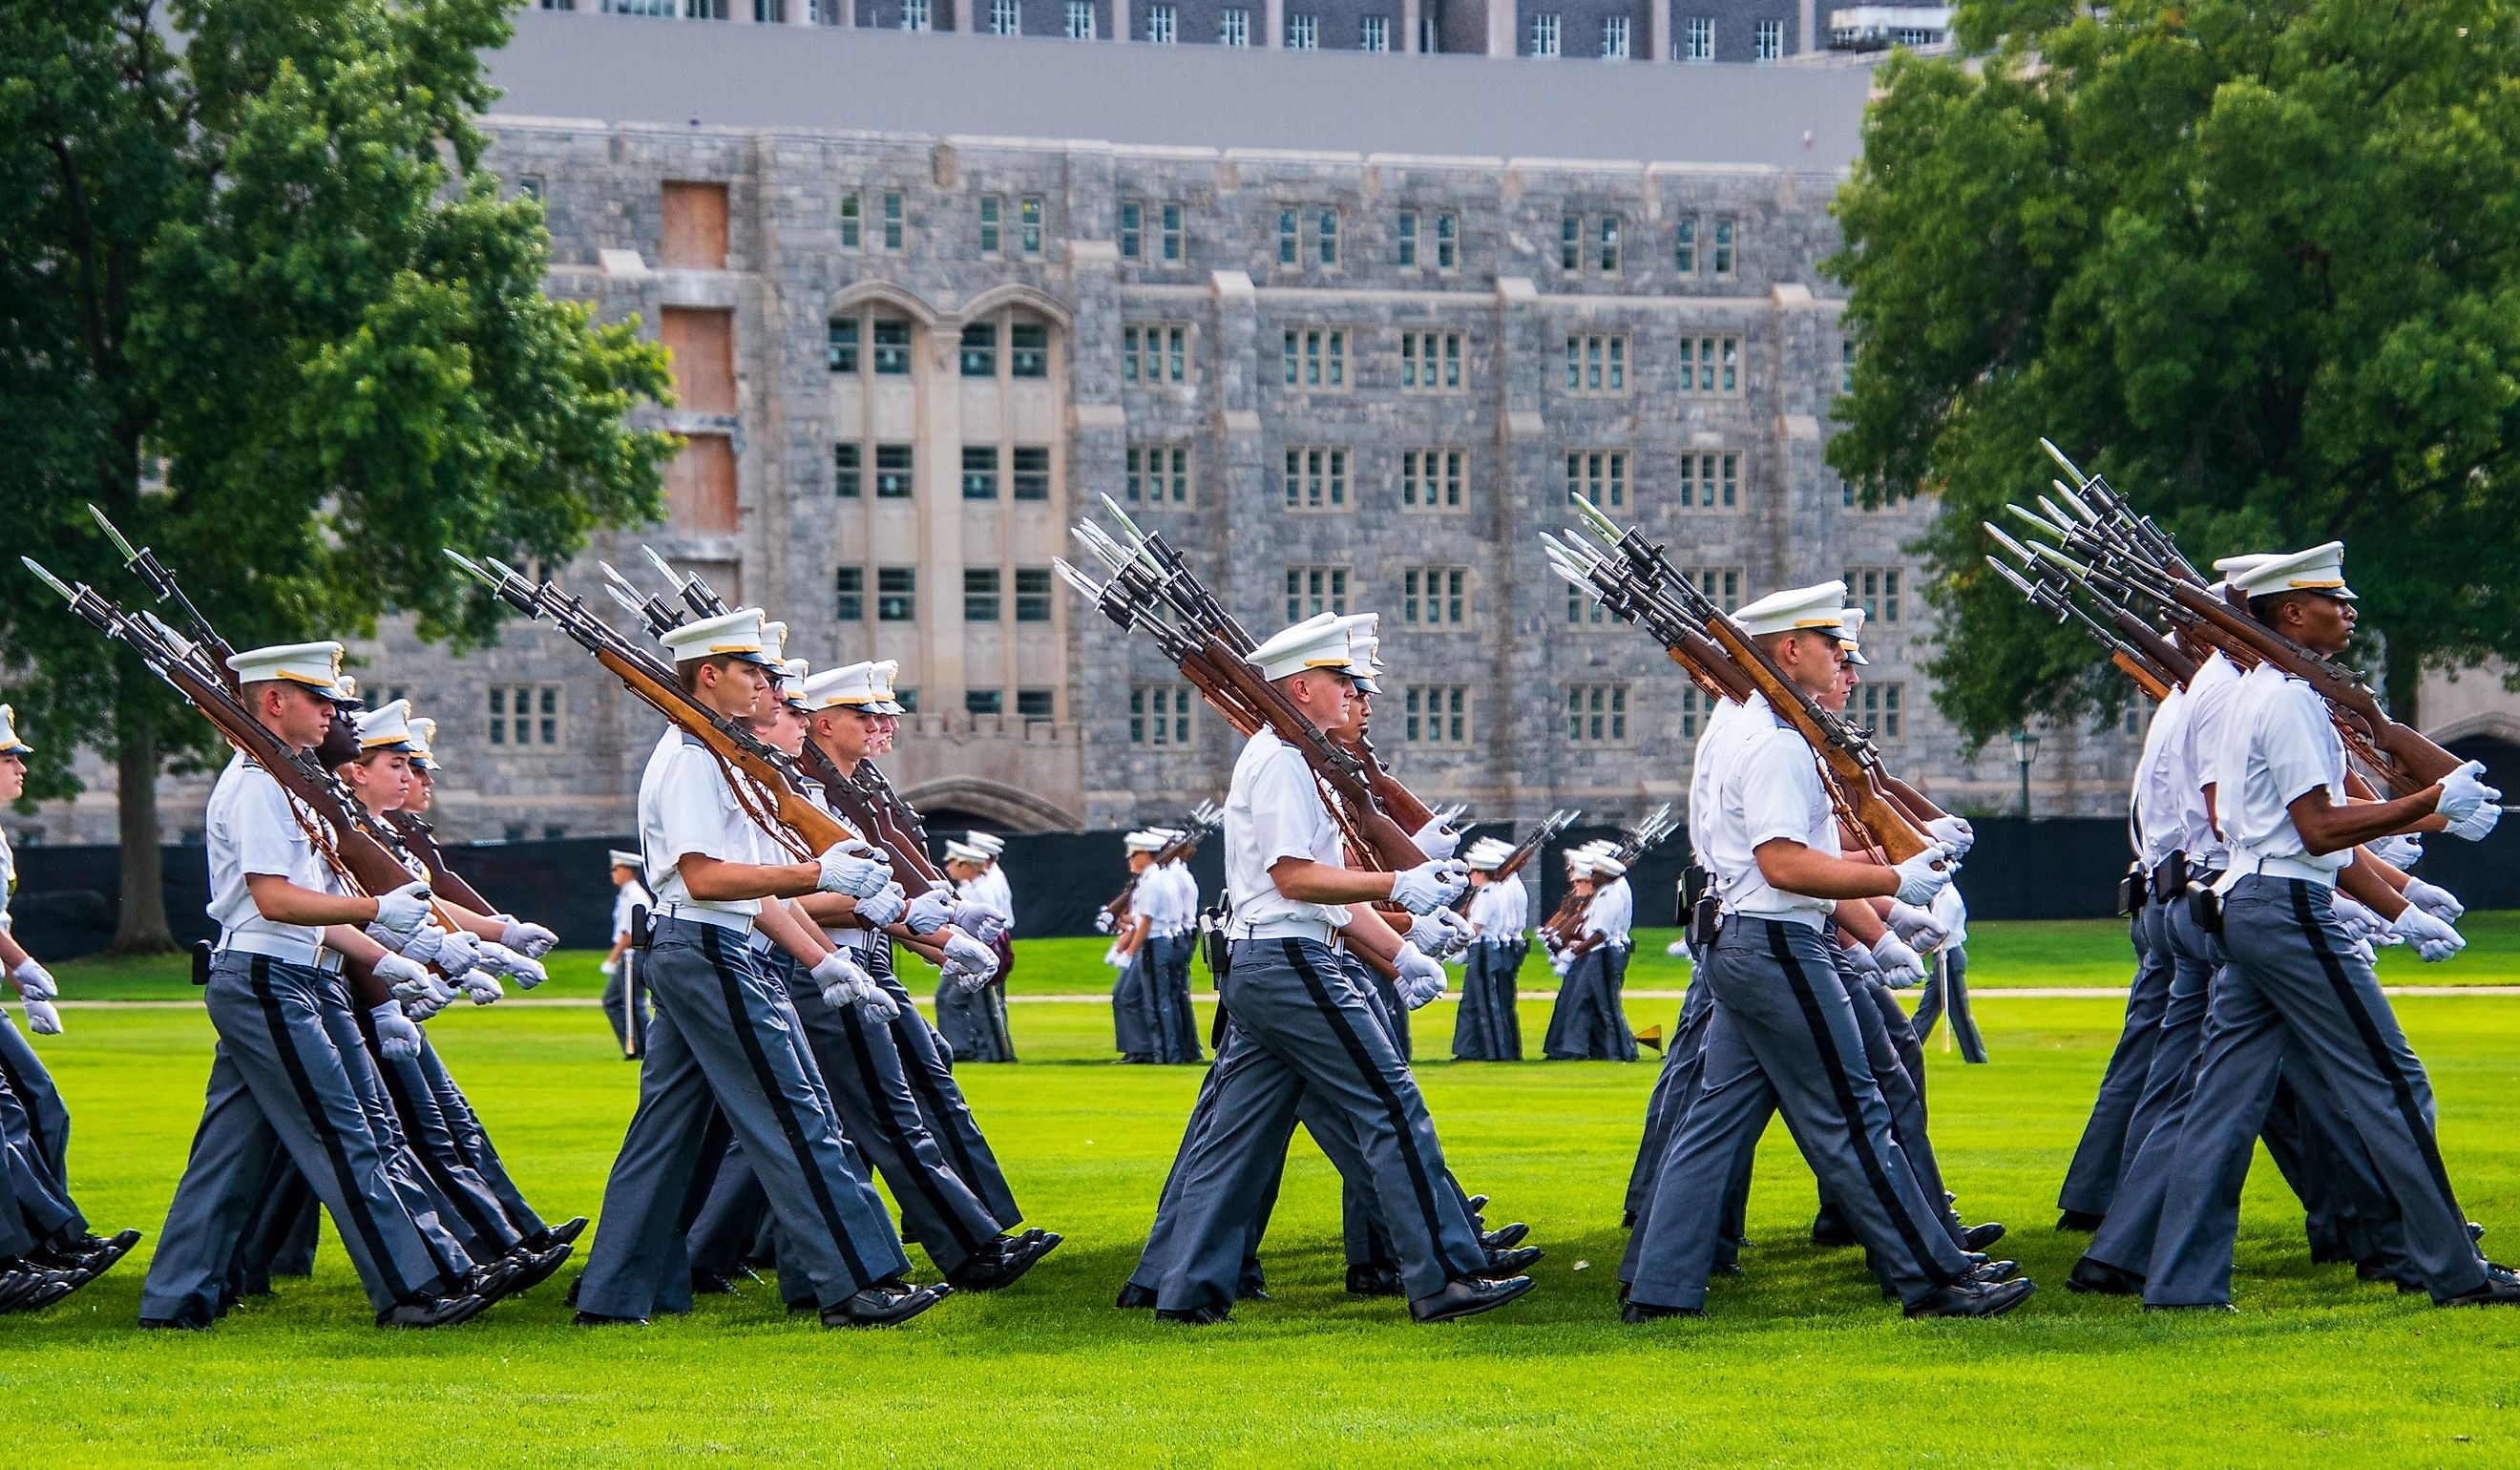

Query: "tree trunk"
left=2381, top=627, right=2422, bottom=729
left=109, top=695, right=177, bottom=955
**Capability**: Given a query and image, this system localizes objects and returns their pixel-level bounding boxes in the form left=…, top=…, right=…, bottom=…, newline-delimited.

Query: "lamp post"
left=2010, top=728, right=2041, bottom=819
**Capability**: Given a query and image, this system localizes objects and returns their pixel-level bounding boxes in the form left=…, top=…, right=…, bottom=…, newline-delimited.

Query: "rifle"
left=1542, top=807, right=1675, bottom=947
left=1494, top=809, right=1580, bottom=883
left=1103, top=800, right=1223, bottom=928
left=386, top=812, right=499, bottom=914
left=1981, top=526, right=2188, bottom=701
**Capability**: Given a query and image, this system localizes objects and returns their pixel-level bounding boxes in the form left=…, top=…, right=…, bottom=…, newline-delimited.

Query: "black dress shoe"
left=503, top=1242, right=573, bottom=1296
left=822, top=1281, right=951, bottom=1327
left=525, top=1217, right=589, bottom=1252
left=947, top=1231, right=1059, bottom=1292
left=1234, top=1279, right=1270, bottom=1302
left=2471, top=1222, right=2488, bottom=1244
left=2, top=1272, right=78, bottom=1315
left=139, top=1311, right=215, bottom=1332
left=1464, top=1194, right=1489, bottom=1215
left=1904, top=1276, right=2034, bottom=1318
left=52, top=1228, right=142, bottom=1270
left=1482, top=1223, right=1531, bottom=1251
left=2438, top=1274, right=2520, bottom=1307
left=691, top=1269, right=740, bottom=1295
left=2056, top=1209, right=2106, bottom=1232
left=1810, top=1216, right=1861, bottom=1249
left=1621, top=1299, right=1703, bottom=1323
left=2067, top=1256, right=2144, bottom=1296
left=574, top=1309, right=649, bottom=1327
left=1968, top=1259, right=2021, bottom=1284
left=378, top=1292, right=491, bottom=1329
left=1114, top=1282, right=1158, bottom=1310
left=1709, top=1260, right=1745, bottom=1278
left=1410, top=1273, right=1536, bottom=1323
left=2309, top=1240, right=2354, bottom=1265
left=1157, top=1302, right=1230, bottom=1326
left=1346, top=1262, right=1406, bottom=1297
left=1962, top=1222, right=2007, bottom=1252
left=458, top=1255, right=526, bottom=1303
left=1479, top=1246, right=1544, bottom=1278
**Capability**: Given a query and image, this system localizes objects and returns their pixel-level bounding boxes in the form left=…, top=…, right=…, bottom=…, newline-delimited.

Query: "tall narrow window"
left=1684, top=15, right=1713, bottom=59
left=835, top=566, right=864, bottom=620
left=991, top=0, right=1018, bottom=31
left=1064, top=0, right=1096, bottom=38
left=881, top=191, right=904, bottom=251
left=1435, top=212, right=1459, bottom=269
left=959, top=322, right=997, bottom=377
left=961, top=446, right=999, bottom=500
left=1529, top=11, right=1559, bottom=54
left=877, top=567, right=916, bottom=621
left=1287, top=11, right=1316, bottom=46
left=1755, top=17, right=1784, bottom=59
left=1159, top=202, right=1184, bottom=262
left=833, top=442, right=862, bottom=497
left=1219, top=6, right=1249, bottom=43
left=1360, top=13, right=1388, bottom=50
left=1674, top=217, right=1696, bottom=273
left=899, top=0, right=929, bottom=28
left=1011, top=446, right=1051, bottom=500
left=1019, top=197, right=1044, bottom=257
left=1145, top=2, right=1175, bottom=40
left=1598, top=216, right=1621, bottom=273
left=839, top=191, right=862, bottom=249
left=826, top=318, right=859, bottom=373
left=872, top=319, right=912, bottom=375
left=1015, top=568, right=1055, bottom=621
left=1396, top=211, right=1418, bottom=266
left=1600, top=14, right=1628, bottom=56
left=978, top=195, right=1002, bottom=256
left=1317, top=207, right=1339, bottom=266
left=1712, top=216, right=1736, bottom=275
left=964, top=567, right=1002, bottom=621
left=874, top=443, right=914, bottom=498
left=1119, top=200, right=1143, bottom=261
left=1009, top=323, right=1049, bottom=378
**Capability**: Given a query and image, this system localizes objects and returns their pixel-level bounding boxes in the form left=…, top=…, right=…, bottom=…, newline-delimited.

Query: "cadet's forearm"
left=246, top=873, right=380, bottom=927
left=2337, top=854, right=2408, bottom=920
left=1753, top=840, right=1897, bottom=901
left=326, top=925, right=389, bottom=966
left=1340, top=904, right=1404, bottom=964
left=794, top=892, right=863, bottom=926
left=757, top=899, right=831, bottom=967
left=0, top=932, right=31, bottom=970
left=2290, top=787, right=2442, bottom=856
left=1270, top=857, right=1396, bottom=906
left=678, top=852, right=821, bottom=901
left=1832, top=899, right=1887, bottom=944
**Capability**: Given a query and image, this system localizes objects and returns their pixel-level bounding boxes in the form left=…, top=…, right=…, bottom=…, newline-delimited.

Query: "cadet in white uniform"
left=600, top=849, right=653, bottom=1056
left=1451, top=839, right=1523, bottom=1061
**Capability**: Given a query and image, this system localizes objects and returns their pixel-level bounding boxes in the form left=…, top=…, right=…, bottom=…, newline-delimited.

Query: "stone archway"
left=896, top=777, right=1082, bottom=834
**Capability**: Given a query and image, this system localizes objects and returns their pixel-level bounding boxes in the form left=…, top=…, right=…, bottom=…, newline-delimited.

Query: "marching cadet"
left=936, top=839, right=1018, bottom=1063
left=141, top=642, right=505, bottom=1330
left=1451, top=839, right=1523, bottom=1060
left=1543, top=849, right=1636, bottom=1061
left=1137, top=614, right=1530, bottom=1325
left=964, top=831, right=1018, bottom=985
left=0, top=705, right=140, bottom=1313
left=600, top=848, right=653, bottom=1057
left=1624, top=583, right=2028, bottom=1321
left=1150, top=830, right=1206, bottom=1064
left=2071, top=544, right=2518, bottom=1310
left=569, top=610, right=947, bottom=1329
left=1110, top=832, right=1193, bottom=1063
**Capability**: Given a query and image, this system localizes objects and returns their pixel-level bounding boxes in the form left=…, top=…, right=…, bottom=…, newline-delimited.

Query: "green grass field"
left=10, top=923, right=2520, bottom=1465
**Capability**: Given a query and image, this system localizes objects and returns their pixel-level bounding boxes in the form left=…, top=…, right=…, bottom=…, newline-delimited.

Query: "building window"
left=1561, top=214, right=1580, bottom=271
left=991, top=0, right=1018, bottom=32
left=1680, top=687, right=1710, bottom=739
left=1131, top=685, right=1193, bottom=746
left=1755, top=17, right=1784, bottom=59
left=979, top=195, right=1002, bottom=256
left=1599, top=216, right=1621, bottom=272
left=1016, top=688, right=1056, bottom=722
left=874, top=442, right=914, bottom=498
left=1065, top=0, right=1096, bottom=38
left=1277, top=207, right=1298, bottom=265
left=1683, top=15, right=1712, bottom=59
left=966, top=689, right=1004, bottom=717
left=1601, top=15, right=1629, bottom=57
left=1285, top=565, right=1349, bottom=623
left=1568, top=580, right=1607, bottom=624
left=1679, top=451, right=1739, bottom=509
left=872, top=318, right=913, bottom=375
left=1404, top=685, right=1470, bottom=746
left=1683, top=564, right=1743, bottom=607
left=962, top=446, right=999, bottom=500
left=1011, top=445, right=1051, bottom=500
left=1402, top=448, right=1463, bottom=510
left=1434, top=212, right=1458, bottom=269
left=1156, top=201, right=1184, bottom=262
left=1145, top=2, right=1175, bottom=40
left=1360, top=13, right=1388, bottom=50
left=1126, top=444, right=1191, bottom=505
left=965, top=567, right=1002, bottom=621
left=1562, top=216, right=1618, bottom=274
left=1288, top=11, right=1316, bottom=46
left=835, top=566, right=864, bottom=620
left=881, top=191, right=904, bottom=251
left=1845, top=567, right=1902, bottom=623
left=1856, top=682, right=1904, bottom=741
left=1010, top=322, right=1049, bottom=377
left=900, top=0, right=929, bottom=28
left=1015, top=567, right=1054, bottom=620
left=1400, top=330, right=1462, bottom=391
left=1124, top=200, right=1182, bottom=262
left=1564, top=334, right=1628, bottom=394
left=1124, top=323, right=1188, bottom=384
left=1530, top=11, right=1559, bottom=54
left=486, top=684, right=561, bottom=748
left=877, top=567, right=916, bottom=621
left=1681, top=335, right=1741, bottom=394
left=894, top=688, right=919, bottom=713
left=833, top=442, right=862, bottom=497
left=1283, top=446, right=1350, bottom=510
left=960, top=322, right=998, bottom=376
left=1282, top=327, right=1348, bottom=388
left=1840, top=339, right=1856, bottom=393
left=1565, top=683, right=1629, bottom=745
left=1219, top=6, right=1248, bottom=44
left=1317, top=207, right=1340, bottom=266
left=1396, top=211, right=1419, bottom=265
left=1118, top=200, right=1141, bottom=260
left=1674, top=219, right=1697, bottom=273
left=827, top=318, right=859, bottom=372
left=1566, top=450, right=1628, bottom=509
left=1402, top=566, right=1468, bottom=627
left=1712, top=216, right=1736, bottom=275
left=1018, top=196, right=1044, bottom=256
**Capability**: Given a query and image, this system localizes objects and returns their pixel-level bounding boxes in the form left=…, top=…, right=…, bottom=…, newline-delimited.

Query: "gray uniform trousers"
left=935, top=972, right=1017, bottom=1064
left=1544, top=945, right=1637, bottom=1061
left=2137, top=876, right=2483, bottom=1305
left=362, top=1025, right=527, bottom=1256
left=1150, top=935, right=1487, bottom=1312
left=1628, top=917, right=1973, bottom=1312
left=574, top=918, right=910, bottom=1320
left=2057, top=905, right=2176, bottom=1219
left=601, top=956, right=649, bottom=1055
left=142, top=954, right=453, bottom=1321
left=0, top=1142, right=32, bottom=1258
left=1451, top=938, right=1523, bottom=1060
left=0, top=1070, right=80, bottom=1247
left=1158, top=934, right=1206, bottom=1063
left=0, top=1014, right=71, bottom=1186
left=1112, top=943, right=1160, bottom=1061
left=865, top=943, right=1021, bottom=1228
left=1810, top=965, right=1966, bottom=1255
left=413, top=1040, right=548, bottom=1242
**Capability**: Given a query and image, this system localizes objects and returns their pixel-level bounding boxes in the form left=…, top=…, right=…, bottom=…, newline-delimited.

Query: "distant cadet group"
left=2, top=465, right=2511, bottom=1328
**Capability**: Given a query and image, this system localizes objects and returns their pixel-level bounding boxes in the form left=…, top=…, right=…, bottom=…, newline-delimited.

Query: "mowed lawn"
left=5, top=927, right=2520, bottom=1465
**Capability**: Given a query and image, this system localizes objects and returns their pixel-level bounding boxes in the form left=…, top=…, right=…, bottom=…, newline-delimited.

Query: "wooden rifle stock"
left=2113, top=650, right=2174, bottom=704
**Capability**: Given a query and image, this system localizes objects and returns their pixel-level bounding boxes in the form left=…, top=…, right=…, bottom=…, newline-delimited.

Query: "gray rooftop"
left=488, top=12, right=1872, bottom=171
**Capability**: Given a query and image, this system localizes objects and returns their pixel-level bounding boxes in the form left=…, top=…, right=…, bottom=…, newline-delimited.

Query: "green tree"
left=0, top=0, right=676, bottom=950
left=1828, top=0, right=2520, bottom=748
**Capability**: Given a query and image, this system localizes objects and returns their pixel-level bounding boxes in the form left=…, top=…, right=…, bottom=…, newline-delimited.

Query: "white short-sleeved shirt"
left=1157, top=859, right=1198, bottom=935
left=1697, top=699, right=1840, bottom=926
left=205, top=748, right=335, bottom=950
left=2216, top=665, right=2350, bottom=885
left=2176, top=652, right=2246, bottom=868
left=1496, top=872, right=1530, bottom=936
left=974, top=864, right=1016, bottom=934
left=638, top=728, right=767, bottom=919
left=1684, top=695, right=1757, bottom=877
left=1584, top=874, right=1634, bottom=945
left=0, top=825, right=14, bottom=932
left=1223, top=726, right=1351, bottom=935
left=1466, top=880, right=1508, bottom=939
left=1929, top=882, right=1969, bottom=951
left=2130, top=683, right=2193, bottom=867
left=612, top=878, right=653, bottom=943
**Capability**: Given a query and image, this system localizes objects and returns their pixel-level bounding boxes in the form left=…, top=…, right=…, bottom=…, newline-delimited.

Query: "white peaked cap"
left=1837, top=606, right=1871, bottom=666
left=1347, top=633, right=1384, bottom=694
left=762, top=620, right=789, bottom=662
left=2234, top=542, right=2356, bottom=602
left=803, top=660, right=904, bottom=715
left=325, top=672, right=365, bottom=708
left=965, top=831, right=1005, bottom=855
left=661, top=608, right=778, bottom=667
left=0, top=704, right=30, bottom=756
left=2206, top=551, right=2275, bottom=596
left=608, top=849, right=642, bottom=869
left=1464, top=841, right=1511, bottom=872
left=775, top=659, right=810, bottom=706
left=1587, top=853, right=1629, bottom=878
left=228, top=640, right=346, bottom=691
left=1250, top=615, right=1370, bottom=681
left=353, top=699, right=417, bottom=751
left=1148, top=827, right=1187, bottom=842
left=1124, top=830, right=1168, bottom=853
left=944, top=839, right=992, bottom=865
left=1731, top=581, right=1851, bottom=640
left=406, top=716, right=440, bottom=768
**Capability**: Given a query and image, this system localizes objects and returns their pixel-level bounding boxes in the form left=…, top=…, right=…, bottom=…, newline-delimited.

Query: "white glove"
left=812, top=950, right=898, bottom=1018
left=902, top=890, right=956, bottom=936
left=370, top=880, right=433, bottom=938
left=1103, top=942, right=1129, bottom=970
left=2332, top=893, right=2389, bottom=943
left=372, top=951, right=450, bottom=1005
left=1924, top=815, right=1976, bottom=855
left=369, top=1001, right=423, bottom=1060
left=2447, top=804, right=2502, bottom=842
left=375, top=921, right=445, bottom=966
left=1666, top=938, right=1690, bottom=957
left=1885, top=901, right=1949, bottom=952
left=951, top=900, right=1008, bottom=944
left=942, top=931, right=999, bottom=981
left=1388, top=859, right=1471, bottom=915
left=431, top=927, right=484, bottom=976
left=474, top=940, right=548, bottom=991
left=499, top=918, right=560, bottom=959
left=1409, top=909, right=1475, bottom=961
left=1869, top=932, right=1925, bottom=990
left=2347, top=937, right=2380, bottom=967
left=452, top=970, right=505, bottom=1005
left=2366, top=832, right=2424, bottom=869
left=1838, top=935, right=1881, bottom=976
left=2388, top=904, right=2466, bottom=964
left=598, top=957, right=618, bottom=979
left=22, top=998, right=61, bottom=1037
left=1550, top=951, right=1573, bottom=976
left=9, top=957, right=57, bottom=1003
left=1394, top=942, right=1447, bottom=1010
left=854, top=882, right=907, bottom=929
left=1093, top=910, right=1117, bottom=934
left=2434, top=761, right=2500, bottom=824
left=1412, top=818, right=1461, bottom=861
left=814, top=841, right=892, bottom=898
left=2402, top=877, right=2465, bottom=925
left=1890, top=846, right=1955, bottom=907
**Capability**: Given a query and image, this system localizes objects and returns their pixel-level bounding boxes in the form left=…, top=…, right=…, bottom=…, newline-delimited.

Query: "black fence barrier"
left=14, top=819, right=2518, bottom=960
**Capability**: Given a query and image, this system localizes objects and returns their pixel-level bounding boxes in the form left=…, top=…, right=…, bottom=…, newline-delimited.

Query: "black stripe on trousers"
left=699, top=926, right=874, bottom=1287
left=1768, top=925, right=1958, bottom=1289
left=0, top=1032, right=56, bottom=1171
left=836, top=1001, right=989, bottom=1254
left=367, top=1036, right=508, bottom=1248
left=2291, top=882, right=2468, bottom=1228
left=888, top=1012, right=993, bottom=1191
left=248, top=956, right=417, bottom=1302
left=1278, top=939, right=1454, bottom=1277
